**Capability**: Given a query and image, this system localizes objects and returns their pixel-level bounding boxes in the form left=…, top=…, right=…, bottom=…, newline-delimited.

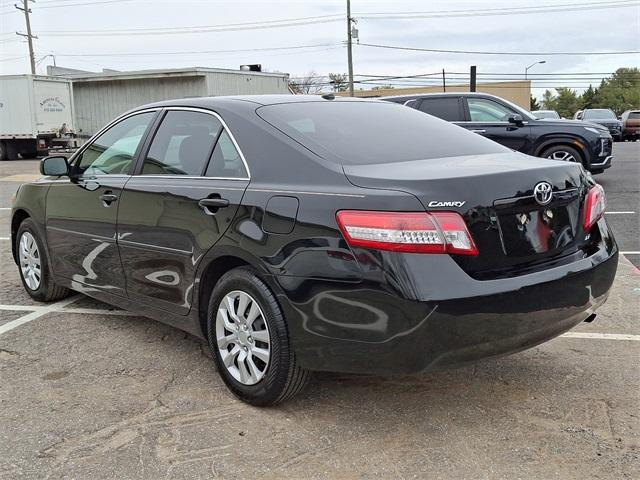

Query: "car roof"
left=382, top=92, right=501, bottom=101
left=136, top=94, right=373, bottom=111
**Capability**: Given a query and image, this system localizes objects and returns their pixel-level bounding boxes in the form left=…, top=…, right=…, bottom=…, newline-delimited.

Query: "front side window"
left=419, top=97, right=462, bottom=121
left=142, top=110, right=222, bottom=175
left=75, top=112, right=155, bottom=175
left=467, top=98, right=515, bottom=122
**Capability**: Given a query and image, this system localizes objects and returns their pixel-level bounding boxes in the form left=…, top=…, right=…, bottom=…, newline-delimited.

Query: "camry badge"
left=428, top=201, right=466, bottom=208
left=533, top=182, right=553, bottom=205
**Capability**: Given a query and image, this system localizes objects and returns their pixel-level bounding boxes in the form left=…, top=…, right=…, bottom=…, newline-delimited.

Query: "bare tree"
left=289, top=71, right=323, bottom=94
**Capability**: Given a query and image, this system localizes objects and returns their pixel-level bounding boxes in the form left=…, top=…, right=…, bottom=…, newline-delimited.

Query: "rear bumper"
left=276, top=220, right=618, bottom=374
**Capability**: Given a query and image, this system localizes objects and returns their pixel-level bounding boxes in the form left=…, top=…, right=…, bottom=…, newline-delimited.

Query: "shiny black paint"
left=383, top=93, right=613, bottom=173
left=116, top=176, right=248, bottom=315
left=12, top=95, right=618, bottom=375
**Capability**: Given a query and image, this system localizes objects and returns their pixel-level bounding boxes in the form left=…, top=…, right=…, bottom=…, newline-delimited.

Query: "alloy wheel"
left=19, top=232, right=41, bottom=290
left=215, top=290, right=271, bottom=385
left=547, top=150, right=577, bottom=162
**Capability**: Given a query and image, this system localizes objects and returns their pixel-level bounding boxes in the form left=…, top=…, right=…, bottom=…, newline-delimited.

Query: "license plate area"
left=494, top=189, right=580, bottom=257
left=498, top=207, right=577, bottom=256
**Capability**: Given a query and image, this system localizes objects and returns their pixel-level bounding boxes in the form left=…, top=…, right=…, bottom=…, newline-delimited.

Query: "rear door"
left=461, top=96, right=531, bottom=151
left=46, top=109, right=158, bottom=296
left=116, top=108, right=250, bottom=315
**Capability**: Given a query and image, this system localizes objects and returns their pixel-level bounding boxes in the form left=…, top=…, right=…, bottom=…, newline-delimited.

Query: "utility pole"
left=16, top=0, right=37, bottom=75
left=470, top=65, right=477, bottom=92
left=442, top=69, right=446, bottom=92
left=346, top=0, right=354, bottom=96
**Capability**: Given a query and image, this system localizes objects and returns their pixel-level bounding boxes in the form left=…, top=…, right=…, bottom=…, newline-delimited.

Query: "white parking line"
left=605, top=211, right=636, bottom=215
left=0, top=237, right=9, bottom=241
left=0, top=295, right=80, bottom=336
left=0, top=207, right=10, bottom=211
left=560, top=332, right=640, bottom=341
left=621, top=251, right=640, bottom=255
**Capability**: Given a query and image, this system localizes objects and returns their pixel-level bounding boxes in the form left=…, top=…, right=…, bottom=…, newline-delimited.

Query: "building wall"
left=73, top=76, right=206, bottom=138
left=203, top=71, right=289, bottom=96
left=72, top=71, right=290, bottom=138
left=340, top=81, right=532, bottom=110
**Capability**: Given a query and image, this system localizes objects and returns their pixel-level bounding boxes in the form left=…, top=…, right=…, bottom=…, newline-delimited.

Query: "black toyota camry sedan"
left=11, top=95, right=617, bottom=405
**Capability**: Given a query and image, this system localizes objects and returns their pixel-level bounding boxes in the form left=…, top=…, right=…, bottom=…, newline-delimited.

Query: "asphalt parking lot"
left=0, top=144, right=638, bottom=479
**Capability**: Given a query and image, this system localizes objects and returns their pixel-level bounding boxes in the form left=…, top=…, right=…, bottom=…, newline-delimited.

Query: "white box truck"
left=0, top=75, right=77, bottom=160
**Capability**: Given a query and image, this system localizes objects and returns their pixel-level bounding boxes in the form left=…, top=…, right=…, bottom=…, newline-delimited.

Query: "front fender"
left=532, top=134, right=592, bottom=166
left=10, top=181, right=52, bottom=263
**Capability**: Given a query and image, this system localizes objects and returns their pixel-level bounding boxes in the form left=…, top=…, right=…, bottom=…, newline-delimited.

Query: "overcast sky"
left=1, top=0, right=638, bottom=98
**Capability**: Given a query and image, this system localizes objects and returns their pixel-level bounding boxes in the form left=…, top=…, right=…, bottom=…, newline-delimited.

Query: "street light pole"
left=525, top=60, right=546, bottom=79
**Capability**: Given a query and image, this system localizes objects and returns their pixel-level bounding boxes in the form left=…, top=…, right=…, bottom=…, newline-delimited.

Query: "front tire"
left=16, top=219, right=70, bottom=302
left=207, top=267, right=309, bottom=406
left=541, top=145, right=583, bottom=166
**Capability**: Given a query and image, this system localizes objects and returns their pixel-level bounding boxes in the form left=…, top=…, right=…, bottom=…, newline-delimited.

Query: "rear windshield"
left=628, top=112, right=640, bottom=119
left=583, top=109, right=616, bottom=119
left=257, top=101, right=507, bottom=165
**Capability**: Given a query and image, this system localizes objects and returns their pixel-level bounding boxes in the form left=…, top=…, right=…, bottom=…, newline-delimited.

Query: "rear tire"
left=206, top=267, right=309, bottom=406
left=541, top=145, right=583, bottom=166
left=16, top=219, right=70, bottom=302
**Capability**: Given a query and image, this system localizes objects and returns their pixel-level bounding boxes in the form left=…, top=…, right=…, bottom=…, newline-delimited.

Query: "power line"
left=49, top=43, right=342, bottom=57
left=356, top=0, right=640, bottom=19
left=357, top=42, right=640, bottom=56
left=35, top=15, right=344, bottom=36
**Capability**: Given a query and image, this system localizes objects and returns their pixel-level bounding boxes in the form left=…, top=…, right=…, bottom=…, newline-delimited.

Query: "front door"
left=45, top=110, right=158, bottom=296
left=117, top=108, right=250, bottom=315
left=461, top=96, right=531, bottom=152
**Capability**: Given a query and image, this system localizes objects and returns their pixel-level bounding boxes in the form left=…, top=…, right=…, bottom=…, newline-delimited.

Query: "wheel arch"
left=533, top=136, right=589, bottom=167
left=11, top=208, right=31, bottom=263
left=195, top=246, right=272, bottom=340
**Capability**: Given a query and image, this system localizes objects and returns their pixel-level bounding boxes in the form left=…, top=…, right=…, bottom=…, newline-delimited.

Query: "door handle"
left=199, top=197, right=229, bottom=215
left=99, top=192, right=118, bottom=207
left=470, top=129, right=487, bottom=134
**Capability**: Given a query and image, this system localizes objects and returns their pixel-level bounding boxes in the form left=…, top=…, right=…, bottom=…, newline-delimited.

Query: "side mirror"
left=40, top=156, right=69, bottom=176
left=507, top=114, right=525, bottom=127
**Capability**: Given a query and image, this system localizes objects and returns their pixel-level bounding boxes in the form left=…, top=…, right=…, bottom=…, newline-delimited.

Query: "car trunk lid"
left=343, top=152, right=593, bottom=278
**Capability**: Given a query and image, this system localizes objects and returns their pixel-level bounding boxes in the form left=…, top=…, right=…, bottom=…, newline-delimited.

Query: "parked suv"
left=383, top=93, right=613, bottom=174
left=621, top=109, right=640, bottom=141
left=581, top=109, right=623, bottom=141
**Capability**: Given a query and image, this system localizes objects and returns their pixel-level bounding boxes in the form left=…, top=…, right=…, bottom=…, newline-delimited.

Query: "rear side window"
left=418, top=97, right=462, bottom=121
left=205, top=130, right=248, bottom=179
left=257, top=101, right=507, bottom=165
left=142, top=110, right=222, bottom=175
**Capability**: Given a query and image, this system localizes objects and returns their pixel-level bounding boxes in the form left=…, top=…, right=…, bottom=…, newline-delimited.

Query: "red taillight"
left=583, top=184, right=606, bottom=231
left=335, top=210, right=478, bottom=256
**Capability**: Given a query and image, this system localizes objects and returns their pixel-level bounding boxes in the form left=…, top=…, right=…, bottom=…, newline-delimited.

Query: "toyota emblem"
left=533, top=181, right=553, bottom=205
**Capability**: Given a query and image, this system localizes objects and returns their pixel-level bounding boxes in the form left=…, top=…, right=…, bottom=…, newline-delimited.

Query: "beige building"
left=337, top=80, right=531, bottom=110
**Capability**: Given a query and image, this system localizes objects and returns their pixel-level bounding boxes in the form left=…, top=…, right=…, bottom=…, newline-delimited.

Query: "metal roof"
left=60, top=67, right=289, bottom=82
